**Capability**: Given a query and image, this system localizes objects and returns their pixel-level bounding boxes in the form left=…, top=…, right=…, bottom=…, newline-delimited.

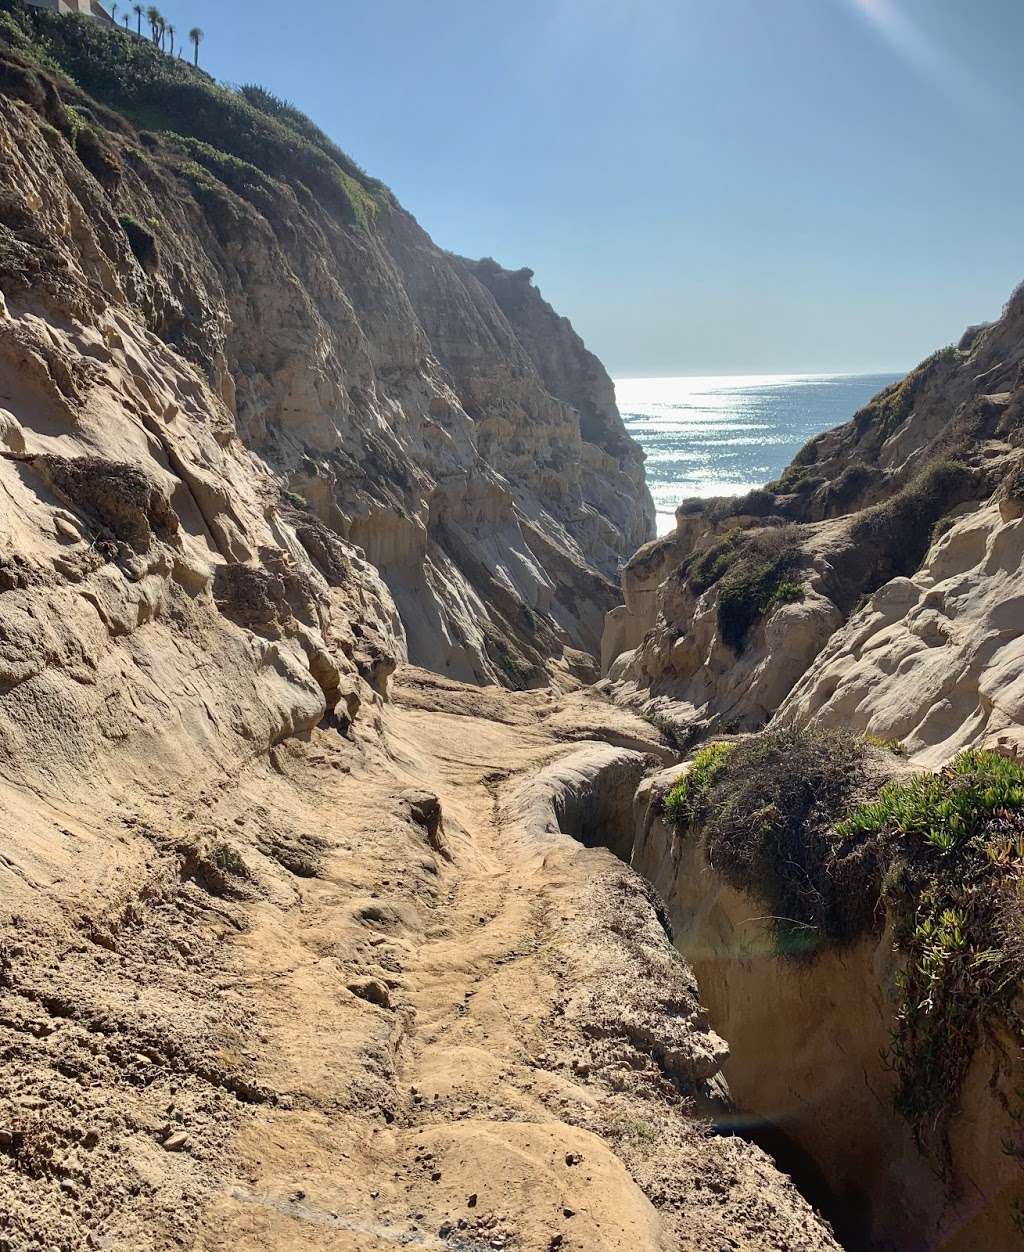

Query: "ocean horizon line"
left=612, top=368, right=906, bottom=384
left=615, top=370, right=905, bottom=536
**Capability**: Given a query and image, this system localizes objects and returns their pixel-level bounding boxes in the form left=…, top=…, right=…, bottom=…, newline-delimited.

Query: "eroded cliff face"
left=464, top=257, right=653, bottom=573
left=0, top=6, right=654, bottom=709
left=0, top=10, right=848, bottom=1252
left=603, top=286, right=1024, bottom=760
left=595, top=286, right=1024, bottom=1250
left=630, top=762, right=1024, bottom=1252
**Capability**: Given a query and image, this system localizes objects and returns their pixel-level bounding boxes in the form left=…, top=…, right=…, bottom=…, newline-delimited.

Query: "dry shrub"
left=36, top=454, right=177, bottom=552
left=673, top=728, right=1024, bottom=1158
left=683, top=525, right=805, bottom=654
left=695, top=727, right=874, bottom=951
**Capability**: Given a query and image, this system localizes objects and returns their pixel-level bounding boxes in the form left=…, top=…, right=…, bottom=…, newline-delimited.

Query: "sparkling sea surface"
left=615, top=372, right=901, bottom=535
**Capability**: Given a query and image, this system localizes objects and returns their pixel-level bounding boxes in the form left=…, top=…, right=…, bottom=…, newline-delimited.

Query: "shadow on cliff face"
left=519, top=745, right=875, bottom=1246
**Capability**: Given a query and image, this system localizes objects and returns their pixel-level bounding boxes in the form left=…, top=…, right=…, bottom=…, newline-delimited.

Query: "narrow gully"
left=548, top=753, right=881, bottom=1252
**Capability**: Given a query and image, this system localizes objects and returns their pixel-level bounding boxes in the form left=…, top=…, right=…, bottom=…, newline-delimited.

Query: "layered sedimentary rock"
left=0, top=10, right=844, bottom=1252
left=0, top=2, right=654, bottom=714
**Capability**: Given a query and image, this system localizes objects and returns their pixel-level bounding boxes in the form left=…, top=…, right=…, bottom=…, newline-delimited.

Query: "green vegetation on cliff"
left=848, top=457, right=976, bottom=579
left=665, top=729, right=1024, bottom=1153
left=839, top=749, right=1024, bottom=1146
left=0, top=0, right=384, bottom=226
left=683, top=526, right=805, bottom=654
left=663, top=741, right=734, bottom=826
left=855, top=343, right=959, bottom=442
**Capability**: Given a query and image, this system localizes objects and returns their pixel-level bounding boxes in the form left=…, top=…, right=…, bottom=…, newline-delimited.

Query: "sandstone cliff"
left=0, top=7, right=848, bottom=1252
left=10, top=2, right=1022, bottom=1246
left=0, top=0, right=654, bottom=707
left=596, top=283, right=1024, bottom=1249
left=603, top=282, right=1024, bottom=762
left=628, top=739, right=1024, bottom=1252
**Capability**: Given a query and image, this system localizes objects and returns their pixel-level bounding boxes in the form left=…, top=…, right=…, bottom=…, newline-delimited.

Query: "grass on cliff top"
left=168, top=135, right=301, bottom=227
left=663, top=741, right=735, bottom=827
left=663, top=728, right=1024, bottom=1159
left=0, top=0, right=384, bottom=227
left=854, top=344, right=960, bottom=443
left=760, top=346, right=961, bottom=514
left=849, top=457, right=978, bottom=581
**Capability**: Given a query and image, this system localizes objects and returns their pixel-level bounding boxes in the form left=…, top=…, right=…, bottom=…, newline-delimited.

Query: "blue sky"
left=151, top=0, right=1022, bottom=375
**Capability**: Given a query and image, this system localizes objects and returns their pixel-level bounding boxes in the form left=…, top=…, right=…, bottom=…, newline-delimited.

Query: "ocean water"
left=615, top=372, right=902, bottom=535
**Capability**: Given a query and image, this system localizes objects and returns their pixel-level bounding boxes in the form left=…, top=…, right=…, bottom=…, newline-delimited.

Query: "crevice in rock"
left=537, top=757, right=876, bottom=1250
left=710, top=1115, right=875, bottom=1252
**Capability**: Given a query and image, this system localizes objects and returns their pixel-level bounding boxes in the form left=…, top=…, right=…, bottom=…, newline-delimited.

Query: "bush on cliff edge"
left=664, top=728, right=1024, bottom=1159
left=0, top=0, right=383, bottom=226
left=682, top=525, right=805, bottom=654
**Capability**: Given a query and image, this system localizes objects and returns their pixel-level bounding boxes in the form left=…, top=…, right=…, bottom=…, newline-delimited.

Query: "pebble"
left=160, top=1132, right=190, bottom=1153
left=0, top=1129, right=13, bottom=1148
left=467, top=1193, right=478, bottom=1208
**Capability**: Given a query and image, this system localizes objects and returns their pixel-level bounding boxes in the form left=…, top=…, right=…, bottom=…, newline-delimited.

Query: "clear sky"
left=153, top=0, right=1023, bottom=376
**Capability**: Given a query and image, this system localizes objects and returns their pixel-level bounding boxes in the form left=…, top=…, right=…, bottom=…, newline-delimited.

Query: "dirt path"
left=190, top=670, right=838, bottom=1252
left=0, top=666, right=838, bottom=1252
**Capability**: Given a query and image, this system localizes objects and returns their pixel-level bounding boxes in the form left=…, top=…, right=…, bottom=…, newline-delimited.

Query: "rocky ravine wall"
left=629, top=766, right=1024, bottom=1252
left=0, top=11, right=839, bottom=1252
left=602, top=285, right=1024, bottom=761
left=593, top=285, right=1024, bottom=1249
left=0, top=4, right=654, bottom=713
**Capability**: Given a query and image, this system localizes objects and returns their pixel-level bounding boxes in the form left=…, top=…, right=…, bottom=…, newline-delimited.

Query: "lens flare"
left=844, top=0, right=1000, bottom=119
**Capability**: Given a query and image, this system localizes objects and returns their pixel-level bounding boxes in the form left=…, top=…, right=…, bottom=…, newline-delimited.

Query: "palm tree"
left=146, top=6, right=161, bottom=43
left=188, top=26, right=203, bottom=67
left=166, top=23, right=174, bottom=55
left=123, top=12, right=129, bottom=28
left=132, top=2, right=143, bottom=34
left=110, top=1, right=118, bottom=23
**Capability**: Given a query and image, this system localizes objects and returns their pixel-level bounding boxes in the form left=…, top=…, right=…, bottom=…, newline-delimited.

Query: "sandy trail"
left=188, top=670, right=836, bottom=1252
left=199, top=682, right=657, bottom=1251
left=0, top=666, right=837, bottom=1252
